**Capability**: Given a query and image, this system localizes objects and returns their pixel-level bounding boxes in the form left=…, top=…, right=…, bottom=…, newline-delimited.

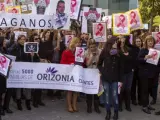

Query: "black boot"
left=125, top=90, right=132, bottom=112
left=94, top=100, right=101, bottom=114
left=87, top=101, right=92, bottom=113
left=16, top=99, right=22, bottom=111
left=105, top=111, right=111, bottom=120
left=113, top=111, right=118, bottom=120
left=0, top=106, right=5, bottom=116
left=118, top=94, right=123, bottom=112
left=3, top=89, right=12, bottom=113
left=25, top=100, right=31, bottom=110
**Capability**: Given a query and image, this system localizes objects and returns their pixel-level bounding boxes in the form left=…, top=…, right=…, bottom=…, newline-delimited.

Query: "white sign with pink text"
left=75, top=47, right=85, bottom=63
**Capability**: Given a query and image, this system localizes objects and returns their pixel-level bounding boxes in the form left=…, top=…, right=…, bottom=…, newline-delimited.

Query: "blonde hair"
left=69, top=37, right=80, bottom=50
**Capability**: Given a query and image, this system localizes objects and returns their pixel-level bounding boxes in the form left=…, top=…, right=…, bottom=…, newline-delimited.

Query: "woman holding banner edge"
left=60, top=37, right=82, bottom=113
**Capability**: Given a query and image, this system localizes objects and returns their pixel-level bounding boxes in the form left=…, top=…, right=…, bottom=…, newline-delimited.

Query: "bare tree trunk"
left=149, top=0, right=155, bottom=32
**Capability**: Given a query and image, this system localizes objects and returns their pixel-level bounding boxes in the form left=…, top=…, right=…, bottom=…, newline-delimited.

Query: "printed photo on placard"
left=70, top=0, right=82, bottom=20
left=32, top=0, right=71, bottom=30
left=146, top=48, right=160, bottom=65
left=24, top=42, right=39, bottom=53
left=0, top=2, right=5, bottom=12
left=113, top=13, right=130, bottom=35
left=0, top=53, right=12, bottom=77
left=65, top=35, right=74, bottom=47
left=127, top=8, right=143, bottom=31
left=81, top=7, right=102, bottom=33
left=93, top=22, right=106, bottom=42
left=102, top=16, right=112, bottom=29
left=5, top=0, right=14, bottom=6
left=75, top=47, right=84, bottom=63
left=6, top=6, right=21, bottom=13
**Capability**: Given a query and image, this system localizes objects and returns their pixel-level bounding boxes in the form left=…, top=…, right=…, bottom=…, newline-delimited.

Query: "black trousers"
left=131, top=69, right=141, bottom=102
left=86, top=94, right=99, bottom=107
left=33, top=89, right=42, bottom=104
left=3, top=89, right=13, bottom=109
left=139, top=74, right=156, bottom=107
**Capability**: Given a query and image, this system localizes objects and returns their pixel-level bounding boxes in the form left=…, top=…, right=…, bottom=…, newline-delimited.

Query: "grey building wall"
left=82, top=0, right=138, bottom=15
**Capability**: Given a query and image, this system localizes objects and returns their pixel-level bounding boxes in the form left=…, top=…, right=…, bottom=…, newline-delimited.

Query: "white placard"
left=65, top=35, right=74, bottom=47
left=102, top=16, right=112, bottom=29
left=75, top=47, right=84, bottom=63
left=93, top=22, right=107, bottom=42
left=146, top=48, right=160, bottom=65
left=7, top=63, right=100, bottom=94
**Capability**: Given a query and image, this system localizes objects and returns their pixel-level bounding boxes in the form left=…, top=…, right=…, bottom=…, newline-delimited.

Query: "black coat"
left=0, top=47, right=8, bottom=94
left=138, top=48, right=159, bottom=78
left=97, top=50, right=123, bottom=83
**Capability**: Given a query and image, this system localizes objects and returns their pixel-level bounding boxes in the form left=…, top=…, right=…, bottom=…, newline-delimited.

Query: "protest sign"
left=102, top=15, right=112, bottom=29
left=7, top=63, right=100, bottom=94
left=153, top=32, right=160, bottom=50
left=24, top=42, right=39, bottom=53
left=113, top=13, right=130, bottom=35
left=127, top=8, right=143, bottom=31
left=70, top=0, right=82, bottom=20
left=0, top=53, right=11, bottom=77
left=146, top=48, right=160, bottom=65
left=75, top=47, right=85, bottom=63
left=93, top=22, right=107, bottom=42
left=65, top=35, right=74, bottom=47
left=6, top=6, right=21, bottom=13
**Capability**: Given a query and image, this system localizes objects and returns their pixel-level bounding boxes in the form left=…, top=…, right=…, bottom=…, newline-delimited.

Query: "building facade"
left=82, top=0, right=138, bottom=15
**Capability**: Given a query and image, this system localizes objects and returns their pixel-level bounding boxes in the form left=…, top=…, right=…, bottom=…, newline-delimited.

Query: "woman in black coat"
left=97, top=37, right=123, bottom=120
left=138, top=35, right=159, bottom=114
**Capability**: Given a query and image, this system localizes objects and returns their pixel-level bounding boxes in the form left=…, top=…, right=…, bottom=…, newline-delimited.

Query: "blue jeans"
left=103, top=81, right=118, bottom=112
left=122, top=72, right=133, bottom=90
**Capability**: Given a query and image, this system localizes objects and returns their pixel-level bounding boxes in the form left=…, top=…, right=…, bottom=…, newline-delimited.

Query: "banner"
left=127, top=8, right=143, bottom=31
left=112, top=13, right=130, bottom=35
left=93, top=22, right=107, bottom=42
left=0, top=13, right=54, bottom=29
left=7, top=62, right=100, bottom=94
left=102, top=16, right=112, bottom=29
left=70, top=0, right=82, bottom=20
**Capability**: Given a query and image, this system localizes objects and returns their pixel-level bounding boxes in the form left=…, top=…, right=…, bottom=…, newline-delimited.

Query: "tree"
left=139, top=0, right=160, bottom=31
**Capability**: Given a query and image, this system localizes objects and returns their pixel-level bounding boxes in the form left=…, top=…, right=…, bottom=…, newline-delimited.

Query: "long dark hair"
left=103, top=37, right=119, bottom=56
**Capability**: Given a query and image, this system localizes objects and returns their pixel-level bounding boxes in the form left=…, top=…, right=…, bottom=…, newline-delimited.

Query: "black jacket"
left=97, top=50, right=123, bottom=83
left=138, top=48, right=159, bottom=78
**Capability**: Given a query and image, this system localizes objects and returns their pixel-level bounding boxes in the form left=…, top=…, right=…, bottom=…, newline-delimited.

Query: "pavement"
left=2, top=92, right=160, bottom=120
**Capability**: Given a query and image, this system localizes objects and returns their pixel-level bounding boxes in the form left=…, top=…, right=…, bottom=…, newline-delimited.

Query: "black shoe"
left=17, top=99, right=23, bottom=111
left=38, top=102, right=45, bottom=106
left=5, top=109, right=13, bottom=114
left=105, top=111, right=111, bottom=120
left=87, top=107, right=92, bottom=113
left=148, top=106, right=155, bottom=111
left=119, top=106, right=123, bottom=112
left=142, top=107, right=151, bottom=114
left=132, top=100, right=137, bottom=106
left=99, top=103, right=105, bottom=108
left=113, top=111, right=118, bottom=120
left=155, top=111, right=160, bottom=115
left=0, top=110, right=5, bottom=116
left=33, top=103, right=38, bottom=108
left=126, top=107, right=132, bottom=112
left=94, top=107, right=101, bottom=114
left=138, top=101, right=142, bottom=106
left=25, top=100, right=31, bottom=110
left=94, top=101, right=101, bottom=114
left=150, top=100, right=156, bottom=105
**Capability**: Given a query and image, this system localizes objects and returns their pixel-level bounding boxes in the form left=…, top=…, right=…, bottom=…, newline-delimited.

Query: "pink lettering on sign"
left=0, top=56, right=7, bottom=69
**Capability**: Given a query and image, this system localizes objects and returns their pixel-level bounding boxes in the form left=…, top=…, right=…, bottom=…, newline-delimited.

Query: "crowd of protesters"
left=0, top=27, right=160, bottom=120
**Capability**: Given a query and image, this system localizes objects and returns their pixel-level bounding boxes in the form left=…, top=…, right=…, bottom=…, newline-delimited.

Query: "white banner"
left=7, top=62, right=100, bottom=94
left=0, top=13, right=54, bottom=29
